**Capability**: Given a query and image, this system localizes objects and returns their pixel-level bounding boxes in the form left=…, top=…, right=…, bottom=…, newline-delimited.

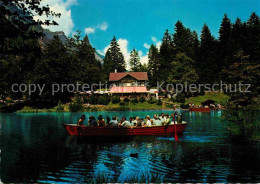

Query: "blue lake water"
left=0, top=110, right=260, bottom=183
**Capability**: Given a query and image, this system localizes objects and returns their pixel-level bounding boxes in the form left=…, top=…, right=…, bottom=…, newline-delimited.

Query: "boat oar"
left=174, top=115, right=179, bottom=141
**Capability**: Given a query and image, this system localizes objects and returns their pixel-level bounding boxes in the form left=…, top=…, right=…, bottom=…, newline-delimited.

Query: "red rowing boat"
left=64, top=122, right=187, bottom=136
left=189, top=107, right=211, bottom=112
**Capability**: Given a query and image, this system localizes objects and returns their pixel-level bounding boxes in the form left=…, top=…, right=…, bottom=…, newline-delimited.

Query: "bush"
left=148, top=97, right=156, bottom=104
left=131, top=98, right=138, bottom=104
left=112, top=96, right=121, bottom=104
left=56, top=100, right=64, bottom=112
left=175, top=93, right=185, bottom=103
left=139, top=96, right=146, bottom=103
left=69, top=96, right=84, bottom=112
left=180, top=103, right=190, bottom=109
left=156, top=98, right=162, bottom=105
left=98, top=96, right=110, bottom=105
left=89, top=95, right=99, bottom=105
left=119, top=101, right=125, bottom=106
left=123, top=97, right=130, bottom=103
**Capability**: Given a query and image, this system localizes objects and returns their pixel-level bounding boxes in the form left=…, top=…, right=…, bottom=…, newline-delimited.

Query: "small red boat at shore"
left=189, top=107, right=211, bottom=112
left=64, top=122, right=187, bottom=136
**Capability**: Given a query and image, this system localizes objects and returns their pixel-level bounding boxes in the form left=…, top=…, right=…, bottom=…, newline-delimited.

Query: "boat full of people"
left=64, top=107, right=187, bottom=136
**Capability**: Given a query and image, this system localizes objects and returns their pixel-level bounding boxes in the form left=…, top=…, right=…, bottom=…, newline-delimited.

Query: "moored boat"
left=64, top=122, right=187, bottom=136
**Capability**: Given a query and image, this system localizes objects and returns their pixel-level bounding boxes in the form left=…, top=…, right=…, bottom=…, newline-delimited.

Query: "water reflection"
left=0, top=111, right=259, bottom=183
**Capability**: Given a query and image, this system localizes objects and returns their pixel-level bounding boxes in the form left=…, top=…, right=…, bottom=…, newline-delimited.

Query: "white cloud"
left=140, top=55, right=148, bottom=65
left=33, top=0, right=77, bottom=36
left=151, top=36, right=157, bottom=42
left=84, top=27, right=95, bottom=34
left=143, top=43, right=150, bottom=49
left=98, top=22, right=108, bottom=31
left=156, top=41, right=162, bottom=50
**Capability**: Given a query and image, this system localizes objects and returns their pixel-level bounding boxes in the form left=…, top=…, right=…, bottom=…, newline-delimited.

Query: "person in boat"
left=106, top=116, right=111, bottom=125
left=120, top=116, right=131, bottom=128
left=77, top=115, right=86, bottom=126
left=165, top=114, right=171, bottom=125
left=109, top=116, right=118, bottom=127
left=132, top=116, right=139, bottom=127
left=129, top=117, right=133, bottom=125
left=159, top=113, right=166, bottom=122
left=152, top=114, right=163, bottom=126
left=97, top=115, right=106, bottom=127
left=138, top=118, right=144, bottom=127
left=172, top=105, right=182, bottom=123
left=88, top=116, right=97, bottom=127
left=143, top=115, right=152, bottom=127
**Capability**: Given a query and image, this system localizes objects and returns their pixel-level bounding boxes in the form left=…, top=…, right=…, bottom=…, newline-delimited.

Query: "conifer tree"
left=198, top=24, right=217, bottom=83
left=148, top=44, right=160, bottom=86
left=172, top=21, right=194, bottom=58
left=31, top=35, right=72, bottom=105
left=159, top=29, right=174, bottom=80
left=218, top=14, right=233, bottom=76
left=129, top=48, right=141, bottom=72
left=103, top=36, right=126, bottom=78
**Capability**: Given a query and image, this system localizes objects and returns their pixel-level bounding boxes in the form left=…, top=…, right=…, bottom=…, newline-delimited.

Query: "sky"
left=37, top=0, right=260, bottom=67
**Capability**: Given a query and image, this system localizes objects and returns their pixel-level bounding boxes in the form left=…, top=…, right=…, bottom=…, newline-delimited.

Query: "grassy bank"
left=15, top=92, right=230, bottom=113
left=185, top=92, right=229, bottom=106
left=16, top=102, right=166, bottom=113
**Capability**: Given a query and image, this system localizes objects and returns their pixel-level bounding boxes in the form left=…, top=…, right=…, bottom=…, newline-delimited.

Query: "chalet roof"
left=109, top=72, right=148, bottom=81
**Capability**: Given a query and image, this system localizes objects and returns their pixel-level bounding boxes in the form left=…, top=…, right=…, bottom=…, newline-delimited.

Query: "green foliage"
left=139, top=96, right=146, bottom=103
left=123, top=97, right=130, bottom=103
left=88, top=95, right=98, bottom=105
left=130, top=48, right=141, bottom=71
left=175, top=93, right=185, bottom=103
left=103, top=36, right=126, bottom=78
left=112, top=96, right=121, bottom=104
left=148, top=97, right=156, bottom=104
left=119, top=101, right=125, bottom=106
left=98, top=96, right=110, bottom=105
left=131, top=98, right=138, bottom=104
left=156, top=98, right=162, bottom=105
left=180, top=103, right=190, bottom=109
left=56, top=100, right=64, bottom=112
left=69, top=95, right=84, bottom=112
left=223, top=106, right=260, bottom=142
left=148, top=44, right=160, bottom=87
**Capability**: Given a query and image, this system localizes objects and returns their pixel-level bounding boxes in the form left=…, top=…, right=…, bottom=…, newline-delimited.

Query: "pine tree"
left=172, top=21, right=194, bottom=58
left=245, top=12, right=260, bottom=64
left=218, top=14, right=233, bottom=77
left=129, top=48, right=141, bottom=72
left=198, top=24, right=218, bottom=84
left=103, top=36, right=126, bottom=78
left=31, top=35, right=72, bottom=105
left=159, top=29, right=174, bottom=80
left=148, top=44, right=160, bottom=86
left=168, top=52, right=199, bottom=96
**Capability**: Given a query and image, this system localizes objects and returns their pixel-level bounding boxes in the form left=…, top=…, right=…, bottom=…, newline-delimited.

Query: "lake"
left=0, top=110, right=260, bottom=183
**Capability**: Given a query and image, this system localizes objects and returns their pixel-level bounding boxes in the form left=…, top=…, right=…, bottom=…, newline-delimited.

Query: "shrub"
left=180, top=103, right=190, bottom=109
left=123, top=97, right=130, bottom=103
left=119, top=101, right=125, bottom=106
left=56, top=100, right=64, bottom=112
left=112, top=96, right=120, bottom=104
left=69, top=96, right=83, bottom=112
left=88, top=95, right=99, bottom=105
left=148, top=97, right=156, bottom=104
left=156, top=98, right=162, bottom=105
left=175, top=93, right=185, bottom=103
left=131, top=98, right=138, bottom=104
left=139, top=96, right=146, bottom=103
left=98, top=96, right=110, bottom=105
